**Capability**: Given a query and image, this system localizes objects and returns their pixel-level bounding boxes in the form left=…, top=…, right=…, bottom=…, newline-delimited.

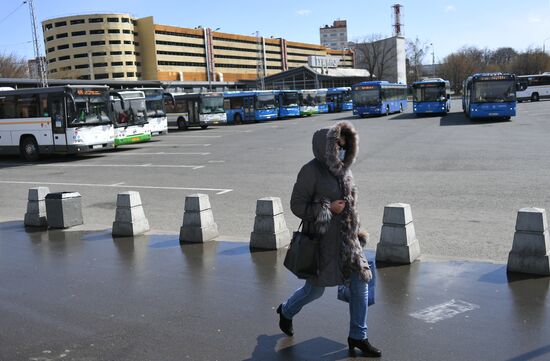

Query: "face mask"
left=338, top=148, right=346, bottom=161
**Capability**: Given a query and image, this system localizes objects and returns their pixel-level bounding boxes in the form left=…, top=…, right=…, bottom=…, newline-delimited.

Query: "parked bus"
left=134, top=88, right=168, bottom=135
left=223, top=90, right=278, bottom=124
left=516, top=73, right=550, bottom=102
left=316, top=88, right=329, bottom=113
left=352, top=81, right=408, bottom=117
left=462, top=73, right=516, bottom=120
left=275, top=90, right=300, bottom=118
left=110, top=90, right=151, bottom=146
left=165, top=92, right=227, bottom=130
left=327, top=87, right=353, bottom=112
left=411, top=78, right=451, bottom=115
left=0, top=85, right=114, bottom=161
left=299, top=89, right=318, bottom=116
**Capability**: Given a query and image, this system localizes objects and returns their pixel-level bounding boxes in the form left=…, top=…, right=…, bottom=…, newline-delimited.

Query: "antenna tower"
left=27, top=0, right=48, bottom=87
left=391, top=4, right=404, bottom=37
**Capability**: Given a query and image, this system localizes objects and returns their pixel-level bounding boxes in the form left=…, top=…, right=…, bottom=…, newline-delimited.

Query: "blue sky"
left=1, top=0, right=550, bottom=64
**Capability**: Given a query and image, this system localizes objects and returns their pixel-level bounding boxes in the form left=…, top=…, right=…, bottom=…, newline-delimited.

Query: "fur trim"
left=313, top=197, right=332, bottom=234
left=358, top=230, right=369, bottom=248
left=325, top=121, right=359, bottom=177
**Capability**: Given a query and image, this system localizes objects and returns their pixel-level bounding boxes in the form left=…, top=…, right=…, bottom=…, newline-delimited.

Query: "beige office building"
left=320, top=20, right=348, bottom=50
left=42, top=14, right=354, bottom=82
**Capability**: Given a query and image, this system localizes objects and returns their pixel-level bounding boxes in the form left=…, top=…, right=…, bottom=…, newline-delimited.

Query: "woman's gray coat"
left=290, top=121, right=371, bottom=287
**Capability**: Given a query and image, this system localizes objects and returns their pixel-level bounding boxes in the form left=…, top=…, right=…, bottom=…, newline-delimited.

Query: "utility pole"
left=255, top=31, right=265, bottom=90
left=431, top=43, right=435, bottom=77
left=26, top=0, right=47, bottom=87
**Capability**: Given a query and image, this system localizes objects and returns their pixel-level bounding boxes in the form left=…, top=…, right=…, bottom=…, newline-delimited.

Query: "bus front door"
left=187, top=100, right=199, bottom=125
left=48, top=95, right=68, bottom=152
left=243, top=96, right=255, bottom=122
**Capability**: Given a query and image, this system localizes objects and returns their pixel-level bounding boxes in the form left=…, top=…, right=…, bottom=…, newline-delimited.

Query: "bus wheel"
left=234, top=113, right=242, bottom=125
left=177, top=117, right=188, bottom=130
left=531, top=93, right=540, bottom=102
left=20, top=136, right=39, bottom=162
left=200, top=125, right=208, bottom=129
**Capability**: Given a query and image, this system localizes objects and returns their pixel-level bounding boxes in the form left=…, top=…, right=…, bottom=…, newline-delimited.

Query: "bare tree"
left=352, top=34, right=397, bottom=81
left=0, top=52, right=29, bottom=78
left=510, top=47, right=550, bottom=75
left=406, top=37, right=429, bottom=82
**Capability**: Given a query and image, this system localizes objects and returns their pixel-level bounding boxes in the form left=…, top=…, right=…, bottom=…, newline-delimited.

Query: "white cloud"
left=528, top=16, right=541, bottom=23
left=445, top=5, right=456, bottom=13
left=296, top=9, right=312, bottom=16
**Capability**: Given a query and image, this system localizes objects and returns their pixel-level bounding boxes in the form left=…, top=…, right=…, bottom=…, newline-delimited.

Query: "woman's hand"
left=330, top=200, right=346, bottom=214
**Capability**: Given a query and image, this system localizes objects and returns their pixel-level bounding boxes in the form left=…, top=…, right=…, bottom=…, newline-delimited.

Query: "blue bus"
left=223, top=90, right=278, bottom=124
left=462, top=73, right=516, bottom=120
left=298, top=89, right=318, bottom=116
left=275, top=90, right=300, bottom=118
left=411, top=78, right=451, bottom=115
left=327, top=87, right=353, bottom=112
left=352, top=81, right=408, bottom=117
left=316, top=89, right=329, bottom=113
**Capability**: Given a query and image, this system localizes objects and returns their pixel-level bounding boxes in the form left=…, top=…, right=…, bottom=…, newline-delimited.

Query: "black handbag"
left=283, top=221, right=320, bottom=279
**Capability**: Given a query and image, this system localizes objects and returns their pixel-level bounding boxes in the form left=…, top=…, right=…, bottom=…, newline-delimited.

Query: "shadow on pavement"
left=504, top=344, right=550, bottom=361
left=439, top=112, right=511, bottom=126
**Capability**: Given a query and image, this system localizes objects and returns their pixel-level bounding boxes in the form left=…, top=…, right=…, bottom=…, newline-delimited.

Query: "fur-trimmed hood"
left=312, top=121, right=358, bottom=177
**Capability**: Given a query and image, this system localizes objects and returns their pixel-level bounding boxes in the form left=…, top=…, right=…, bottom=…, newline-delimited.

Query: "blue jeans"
left=281, top=272, right=368, bottom=340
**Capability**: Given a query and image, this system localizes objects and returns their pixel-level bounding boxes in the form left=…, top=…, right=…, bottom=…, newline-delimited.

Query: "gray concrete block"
left=116, top=191, right=143, bottom=208
left=182, top=209, right=215, bottom=227
left=26, top=200, right=46, bottom=215
left=24, top=212, right=47, bottom=227
left=507, top=252, right=550, bottom=276
left=515, top=208, right=547, bottom=232
left=380, top=223, right=417, bottom=246
left=382, top=203, right=413, bottom=225
left=180, top=223, right=219, bottom=243
left=184, top=194, right=212, bottom=212
left=376, top=239, right=421, bottom=264
left=27, top=187, right=50, bottom=201
left=45, top=192, right=83, bottom=229
left=511, top=230, right=550, bottom=256
left=112, top=218, right=150, bottom=237
left=250, top=229, right=291, bottom=250
left=255, top=197, right=284, bottom=216
left=252, top=214, right=288, bottom=234
left=115, top=206, right=147, bottom=223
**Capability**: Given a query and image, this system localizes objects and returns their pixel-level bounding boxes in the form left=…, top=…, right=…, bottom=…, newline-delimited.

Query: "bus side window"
left=0, top=96, right=16, bottom=119
left=223, top=98, right=231, bottom=110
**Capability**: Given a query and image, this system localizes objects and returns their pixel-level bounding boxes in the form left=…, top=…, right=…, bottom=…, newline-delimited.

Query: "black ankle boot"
left=276, top=304, right=293, bottom=336
left=347, top=337, right=382, bottom=357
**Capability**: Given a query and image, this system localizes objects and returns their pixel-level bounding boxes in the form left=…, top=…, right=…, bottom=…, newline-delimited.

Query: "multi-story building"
left=42, top=14, right=354, bottom=82
left=320, top=20, right=348, bottom=50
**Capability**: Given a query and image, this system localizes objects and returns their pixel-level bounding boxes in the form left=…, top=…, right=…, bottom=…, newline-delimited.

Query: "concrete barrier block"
left=28, top=187, right=50, bottom=201
left=507, top=253, right=550, bottom=276
left=182, top=209, right=215, bottom=228
left=116, top=191, right=143, bottom=208
left=376, top=239, right=421, bottom=264
left=253, top=214, right=288, bottom=234
left=45, top=192, right=83, bottom=229
left=515, top=208, right=547, bottom=232
left=24, top=187, right=50, bottom=227
left=113, top=218, right=150, bottom=237
left=511, top=231, right=550, bottom=256
left=184, top=194, right=212, bottom=212
left=380, top=223, right=417, bottom=246
left=250, top=229, right=291, bottom=249
left=180, top=223, right=219, bottom=243
left=382, top=203, right=413, bottom=225
left=115, top=207, right=147, bottom=223
left=255, top=197, right=284, bottom=216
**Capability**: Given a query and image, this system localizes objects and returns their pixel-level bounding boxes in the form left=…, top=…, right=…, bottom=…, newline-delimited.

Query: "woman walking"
left=277, top=121, right=381, bottom=357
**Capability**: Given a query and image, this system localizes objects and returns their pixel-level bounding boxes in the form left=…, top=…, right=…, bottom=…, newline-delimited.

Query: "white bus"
left=164, top=92, right=227, bottom=130
left=0, top=85, right=114, bottom=161
left=109, top=90, right=151, bottom=146
left=133, top=88, right=168, bottom=136
left=516, top=73, right=550, bottom=102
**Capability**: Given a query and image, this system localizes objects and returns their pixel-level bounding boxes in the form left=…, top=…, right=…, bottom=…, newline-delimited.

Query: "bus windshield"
left=301, top=92, right=316, bottom=106
left=353, top=89, right=380, bottom=106
left=315, top=93, right=327, bottom=104
left=200, top=96, right=225, bottom=114
left=145, top=99, right=166, bottom=118
left=256, top=94, right=276, bottom=109
left=281, top=92, right=299, bottom=107
left=71, top=95, right=110, bottom=126
left=343, top=91, right=352, bottom=102
left=473, top=80, right=516, bottom=103
left=413, top=85, right=446, bottom=102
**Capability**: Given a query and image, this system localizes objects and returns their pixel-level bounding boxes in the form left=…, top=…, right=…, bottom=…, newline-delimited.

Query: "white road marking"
left=110, top=182, right=125, bottom=186
left=140, top=143, right=211, bottom=147
left=410, top=300, right=480, bottom=324
left=161, top=135, right=222, bottom=138
left=208, top=160, right=225, bottom=163
left=35, top=163, right=204, bottom=169
left=112, top=152, right=211, bottom=156
left=0, top=180, right=233, bottom=195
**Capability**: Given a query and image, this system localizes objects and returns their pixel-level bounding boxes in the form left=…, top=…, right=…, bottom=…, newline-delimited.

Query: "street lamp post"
left=543, top=37, right=550, bottom=54
left=430, top=43, right=435, bottom=78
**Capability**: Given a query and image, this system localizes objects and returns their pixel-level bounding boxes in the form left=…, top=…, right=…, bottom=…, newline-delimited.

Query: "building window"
left=107, top=17, right=119, bottom=22
left=88, top=17, right=104, bottom=23
left=90, top=29, right=105, bottom=35
left=47, top=47, right=55, bottom=53
left=57, top=44, right=69, bottom=50
left=58, top=55, right=70, bottom=61
left=93, top=62, right=108, bottom=68
left=50, top=69, right=57, bottom=73
left=122, top=29, right=131, bottom=34
left=75, top=64, right=89, bottom=69
left=48, top=58, right=56, bottom=63
left=125, top=51, right=133, bottom=55
left=72, top=31, right=86, bottom=36
left=108, top=29, right=120, bottom=34
left=133, top=32, right=139, bottom=36
left=54, top=21, right=67, bottom=27
left=73, top=42, right=87, bottom=48
left=134, top=52, right=140, bottom=56
left=74, top=53, right=88, bottom=58
left=90, top=41, right=105, bottom=46
left=109, top=40, right=121, bottom=45
left=125, top=61, right=133, bottom=65
left=59, top=65, right=72, bottom=71
left=111, top=51, right=123, bottom=55
left=56, top=33, right=68, bottom=39
left=70, top=19, right=85, bottom=25
left=95, top=73, right=109, bottom=79
left=126, top=72, right=135, bottom=77
left=92, top=52, right=107, bottom=56
left=111, top=61, right=123, bottom=66
left=123, top=40, right=131, bottom=45
left=112, top=72, right=125, bottom=78
left=158, top=60, right=206, bottom=67
left=121, top=18, right=130, bottom=23
left=46, top=36, right=54, bottom=41
left=44, top=23, right=53, bottom=30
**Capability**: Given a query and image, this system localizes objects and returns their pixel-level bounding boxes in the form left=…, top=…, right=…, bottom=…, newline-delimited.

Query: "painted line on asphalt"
left=0, top=180, right=233, bottom=195
left=35, top=163, right=205, bottom=170
left=409, top=300, right=480, bottom=324
left=140, top=143, right=211, bottom=147
left=111, top=152, right=211, bottom=156
left=161, top=135, right=222, bottom=138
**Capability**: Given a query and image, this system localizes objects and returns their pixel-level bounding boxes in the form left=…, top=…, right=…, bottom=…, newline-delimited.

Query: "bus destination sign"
left=476, top=75, right=513, bottom=82
left=76, top=89, right=103, bottom=96
left=355, top=85, right=377, bottom=90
